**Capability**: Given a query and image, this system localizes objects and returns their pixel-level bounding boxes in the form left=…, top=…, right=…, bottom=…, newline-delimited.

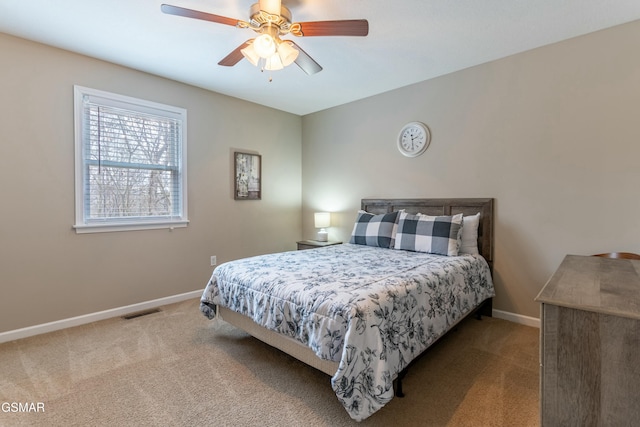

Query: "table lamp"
left=314, top=212, right=330, bottom=242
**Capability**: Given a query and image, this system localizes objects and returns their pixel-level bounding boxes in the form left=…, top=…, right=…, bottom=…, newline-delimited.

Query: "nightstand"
left=296, top=240, right=342, bottom=250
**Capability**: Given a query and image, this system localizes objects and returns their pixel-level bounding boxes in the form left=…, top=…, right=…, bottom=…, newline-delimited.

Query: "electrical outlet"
left=210, top=256, right=217, bottom=266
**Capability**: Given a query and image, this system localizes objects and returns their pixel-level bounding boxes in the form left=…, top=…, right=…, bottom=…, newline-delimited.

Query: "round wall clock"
left=397, top=121, right=431, bottom=157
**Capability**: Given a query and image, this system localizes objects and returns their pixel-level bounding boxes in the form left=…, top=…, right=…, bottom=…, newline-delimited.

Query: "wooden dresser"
left=535, top=255, right=640, bottom=426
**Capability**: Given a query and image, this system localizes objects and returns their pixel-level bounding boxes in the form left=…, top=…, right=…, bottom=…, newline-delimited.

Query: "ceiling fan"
left=161, top=0, right=369, bottom=75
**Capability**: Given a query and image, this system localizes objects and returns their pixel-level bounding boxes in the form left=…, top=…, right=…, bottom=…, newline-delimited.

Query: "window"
left=74, top=86, right=188, bottom=233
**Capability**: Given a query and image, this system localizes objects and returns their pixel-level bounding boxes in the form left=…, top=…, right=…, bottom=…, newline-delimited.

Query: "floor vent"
left=122, top=308, right=161, bottom=320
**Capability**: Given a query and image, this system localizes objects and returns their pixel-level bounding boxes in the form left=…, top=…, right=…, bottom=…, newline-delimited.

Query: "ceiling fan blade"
left=161, top=4, right=239, bottom=27
left=293, top=20, right=369, bottom=37
left=218, top=41, right=252, bottom=67
left=290, top=42, right=322, bottom=75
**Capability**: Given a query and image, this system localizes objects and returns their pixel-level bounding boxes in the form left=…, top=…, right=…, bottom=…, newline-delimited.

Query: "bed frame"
left=218, top=198, right=494, bottom=382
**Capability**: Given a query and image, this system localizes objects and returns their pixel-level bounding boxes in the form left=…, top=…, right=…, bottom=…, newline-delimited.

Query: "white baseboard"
left=492, top=309, right=540, bottom=328
left=0, top=290, right=202, bottom=344
left=0, top=292, right=540, bottom=344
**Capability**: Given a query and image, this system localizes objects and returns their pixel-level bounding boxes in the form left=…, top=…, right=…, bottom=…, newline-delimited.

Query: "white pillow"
left=459, top=213, right=480, bottom=255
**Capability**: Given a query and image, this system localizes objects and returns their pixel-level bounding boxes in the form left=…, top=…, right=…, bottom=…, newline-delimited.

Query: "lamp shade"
left=240, top=42, right=260, bottom=66
left=264, top=53, right=284, bottom=71
left=253, top=34, right=276, bottom=58
left=314, top=212, right=330, bottom=229
left=277, top=41, right=299, bottom=67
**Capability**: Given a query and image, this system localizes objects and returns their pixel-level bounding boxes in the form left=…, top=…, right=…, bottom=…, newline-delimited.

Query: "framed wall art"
left=234, top=151, right=261, bottom=200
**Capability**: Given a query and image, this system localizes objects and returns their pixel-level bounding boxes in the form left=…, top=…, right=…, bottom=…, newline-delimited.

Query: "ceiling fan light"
left=277, top=41, right=299, bottom=67
left=253, top=34, right=276, bottom=58
left=241, top=43, right=260, bottom=66
left=264, top=53, right=284, bottom=71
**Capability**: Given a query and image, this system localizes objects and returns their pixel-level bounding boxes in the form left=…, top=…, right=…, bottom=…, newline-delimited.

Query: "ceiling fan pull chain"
left=259, top=65, right=273, bottom=83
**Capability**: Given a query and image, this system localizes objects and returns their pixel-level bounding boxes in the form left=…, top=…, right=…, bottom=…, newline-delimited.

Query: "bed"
left=200, top=198, right=495, bottom=421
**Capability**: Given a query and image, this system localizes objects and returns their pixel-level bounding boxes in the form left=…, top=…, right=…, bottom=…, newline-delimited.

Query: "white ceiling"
left=1, top=1, right=640, bottom=115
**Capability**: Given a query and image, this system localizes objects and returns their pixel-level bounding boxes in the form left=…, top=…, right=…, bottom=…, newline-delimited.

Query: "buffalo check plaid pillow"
left=393, top=211, right=463, bottom=256
left=349, top=210, right=400, bottom=248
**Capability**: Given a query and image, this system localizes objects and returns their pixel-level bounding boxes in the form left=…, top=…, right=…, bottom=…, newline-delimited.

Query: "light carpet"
left=0, top=298, right=539, bottom=426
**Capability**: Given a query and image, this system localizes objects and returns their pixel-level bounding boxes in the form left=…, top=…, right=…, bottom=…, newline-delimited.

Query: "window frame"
left=73, top=85, right=188, bottom=233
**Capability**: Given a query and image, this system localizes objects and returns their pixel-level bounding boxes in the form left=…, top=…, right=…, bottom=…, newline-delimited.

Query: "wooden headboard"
left=361, top=198, right=494, bottom=270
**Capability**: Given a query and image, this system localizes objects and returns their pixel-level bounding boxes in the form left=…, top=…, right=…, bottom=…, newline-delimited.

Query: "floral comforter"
left=200, top=243, right=494, bottom=421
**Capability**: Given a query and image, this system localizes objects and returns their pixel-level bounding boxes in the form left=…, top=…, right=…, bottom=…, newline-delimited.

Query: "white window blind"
left=74, top=86, right=188, bottom=233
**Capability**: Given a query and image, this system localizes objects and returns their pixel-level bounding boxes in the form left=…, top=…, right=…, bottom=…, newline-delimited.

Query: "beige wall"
left=302, top=20, right=640, bottom=319
left=0, top=34, right=302, bottom=332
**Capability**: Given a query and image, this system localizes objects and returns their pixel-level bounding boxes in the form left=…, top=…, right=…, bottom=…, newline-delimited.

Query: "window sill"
left=73, top=220, right=189, bottom=234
